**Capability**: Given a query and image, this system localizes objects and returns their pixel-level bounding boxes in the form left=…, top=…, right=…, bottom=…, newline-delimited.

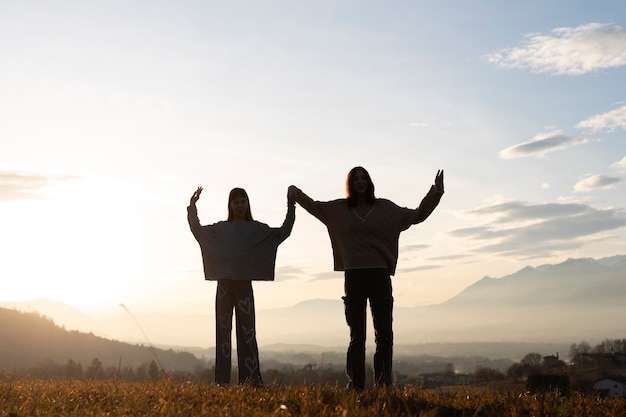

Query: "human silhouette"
left=288, top=168, right=443, bottom=389
left=188, top=186, right=295, bottom=385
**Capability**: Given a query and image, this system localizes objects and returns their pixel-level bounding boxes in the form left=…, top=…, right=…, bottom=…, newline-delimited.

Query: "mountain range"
left=3, top=256, right=625, bottom=349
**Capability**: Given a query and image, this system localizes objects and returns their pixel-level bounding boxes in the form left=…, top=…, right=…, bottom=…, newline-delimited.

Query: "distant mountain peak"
left=441, top=255, right=626, bottom=308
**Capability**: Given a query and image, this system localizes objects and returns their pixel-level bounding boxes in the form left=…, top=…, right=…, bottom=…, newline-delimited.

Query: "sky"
left=1, top=1, right=626, bottom=320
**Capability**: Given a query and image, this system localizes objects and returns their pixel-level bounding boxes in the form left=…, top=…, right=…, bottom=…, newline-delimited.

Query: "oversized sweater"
left=293, top=186, right=442, bottom=276
left=187, top=204, right=295, bottom=281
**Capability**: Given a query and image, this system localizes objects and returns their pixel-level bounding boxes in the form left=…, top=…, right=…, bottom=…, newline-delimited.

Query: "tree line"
left=1, top=358, right=352, bottom=386
left=3, top=337, right=625, bottom=392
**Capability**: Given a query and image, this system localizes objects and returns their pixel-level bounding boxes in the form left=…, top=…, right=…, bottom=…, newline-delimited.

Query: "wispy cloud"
left=576, top=104, right=626, bottom=133
left=396, top=254, right=476, bottom=273
left=574, top=174, right=623, bottom=192
left=398, top=264, right=443, bottom=273
left=0, top=171, right=78, bottom=202
left=308, top=271, right=343, bottom=281
left=499, top=131, right=587, bottom=159
left=448, top=200, right=626, bottom=259
left=426, top=254, right=474, bottom=262
left=401, top=243, right=430, bottom=252
left=465, top=200, right=589, bottom=222
left=611, top=156, right=626, bottom=171
left=486, top=23, right=626, bottom=75
left=276, top=265, right=310, bottom=281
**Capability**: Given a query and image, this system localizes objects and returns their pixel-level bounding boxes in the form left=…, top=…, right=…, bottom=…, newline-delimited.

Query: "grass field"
left=1, top=379, right=624, bottom=416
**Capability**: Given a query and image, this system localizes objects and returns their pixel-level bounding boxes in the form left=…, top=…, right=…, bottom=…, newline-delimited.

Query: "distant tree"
left=105, top=366, right=120, bottom=380
left=506, top=363, right=524, bottom=382
left=193, top=365, right=210, bottom=383
left=169, top=370, right=194, bottom=382
left=65, top=359, right=83, bottom=379
left=136, top=363, right=147, bottom=381
left=505, top=352, right=547, bottom=382
left=569, top=341, right=591, bottom=365
left=444, top=363, right=455, bottom=377
left=263, top=369, right=283, bottom=385
left=86, top=358, right=103, bottom=379
left=148, top=360, right=160, bottom=381
left=521, top=353, right=542, bottom=368
left=594, top=338, right=626, bottom=354
left=121, top=366, right=137, bottom=381
left=579, top=341, right=591, bottom=354
left=473, top=367, right=504, bottom=383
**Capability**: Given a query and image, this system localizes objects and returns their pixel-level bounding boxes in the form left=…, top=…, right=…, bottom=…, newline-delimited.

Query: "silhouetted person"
left=188, top=186, right=295, bottom=385
left=288, top=168, right=443, bottom=389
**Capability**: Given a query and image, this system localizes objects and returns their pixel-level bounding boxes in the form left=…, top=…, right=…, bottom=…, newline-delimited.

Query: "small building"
left=593, top=375, right=626, bottom=398
left=543, top=353, right=564, bottom=370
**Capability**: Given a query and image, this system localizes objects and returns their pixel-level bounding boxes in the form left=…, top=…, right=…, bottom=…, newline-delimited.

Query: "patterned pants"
left=343, top=268, right=394, bottom=389
left=215, top=280, right=262, bottom=385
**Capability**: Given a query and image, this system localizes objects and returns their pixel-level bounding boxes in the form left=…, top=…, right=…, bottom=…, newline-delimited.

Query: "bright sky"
left=2, top=1, right=626, bottom=318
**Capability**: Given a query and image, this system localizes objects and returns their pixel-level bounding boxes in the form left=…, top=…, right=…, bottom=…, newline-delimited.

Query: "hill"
left=2, top=306, right=571, bottom=374
left=0, top=307, right=205, bottom=372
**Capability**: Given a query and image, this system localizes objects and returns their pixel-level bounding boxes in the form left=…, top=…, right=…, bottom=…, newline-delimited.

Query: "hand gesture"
left=434, top=170, right=444, bottom=193
left=287, top=185, right=297, bottom=206
left=190, top=186, right=203, bottom=206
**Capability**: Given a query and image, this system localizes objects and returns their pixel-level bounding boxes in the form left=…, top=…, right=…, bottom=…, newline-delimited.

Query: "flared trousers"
left=214, top=280, right=262, bottom=385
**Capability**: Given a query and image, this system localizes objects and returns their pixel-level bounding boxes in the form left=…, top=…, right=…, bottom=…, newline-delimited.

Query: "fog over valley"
left=4, top=256, right=624, bottom=351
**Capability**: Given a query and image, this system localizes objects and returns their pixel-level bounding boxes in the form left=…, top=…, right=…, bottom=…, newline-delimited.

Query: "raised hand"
left=434, top=170, right=444, bottom=193
left=190, top=186, right=203, bottom=206
left=287, top=185, right=297, bottom=206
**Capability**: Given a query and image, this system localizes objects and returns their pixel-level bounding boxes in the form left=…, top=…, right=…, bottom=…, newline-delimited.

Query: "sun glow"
left=1, top=176, right=150, bottom=312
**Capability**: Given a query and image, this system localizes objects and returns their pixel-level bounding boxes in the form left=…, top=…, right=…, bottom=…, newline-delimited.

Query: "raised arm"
left=279, top=188, right=296, bottom=242
left=411, top=170, right=444, bottom=224
left=187, top=186, right=204, bottom=237
left=288, top=185, right=326, bottom=221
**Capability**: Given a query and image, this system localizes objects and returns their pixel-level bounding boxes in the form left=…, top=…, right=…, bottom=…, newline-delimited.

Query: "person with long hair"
left=288, top=167, right=443, bottom=389
left=188, top=186, right=295, bottom=386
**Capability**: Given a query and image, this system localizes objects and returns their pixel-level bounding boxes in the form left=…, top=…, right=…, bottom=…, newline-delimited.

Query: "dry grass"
left=0, top=379, right=624, bottom=416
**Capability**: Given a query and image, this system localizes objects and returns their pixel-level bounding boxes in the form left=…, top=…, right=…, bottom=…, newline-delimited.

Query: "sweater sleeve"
left=292, top=187, right=328, bottom=223
left=278, top=204, right=296, bottom=243
left=410, top=185, right=443, bottom=225
left=187, top=204, right=204, bottom=241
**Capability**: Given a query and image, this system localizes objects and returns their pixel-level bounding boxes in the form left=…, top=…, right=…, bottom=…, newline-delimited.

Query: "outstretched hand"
left=190, top=186, right=203, bottom=206
left=434, top=170, right=444, bottom=193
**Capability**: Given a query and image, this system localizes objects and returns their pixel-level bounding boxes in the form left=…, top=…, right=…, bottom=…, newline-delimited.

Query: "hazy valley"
left=2, top=255, right=625, bottom=371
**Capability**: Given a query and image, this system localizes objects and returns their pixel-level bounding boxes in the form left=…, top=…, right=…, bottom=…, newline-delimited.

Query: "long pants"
left=343, top=268, right=393, bottom=388
left=215, top=280, right=262, bottom=385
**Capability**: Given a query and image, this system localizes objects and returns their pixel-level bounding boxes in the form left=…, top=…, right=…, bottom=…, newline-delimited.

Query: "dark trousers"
left=343, top=268, right=393, bottom=388
left=215, top=280, right=262, bottom=385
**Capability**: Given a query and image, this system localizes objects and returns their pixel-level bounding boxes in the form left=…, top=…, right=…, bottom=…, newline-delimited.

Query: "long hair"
left=227, top=187, right=253, bottom=221
left=346, top=166, right=376, bottom=207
